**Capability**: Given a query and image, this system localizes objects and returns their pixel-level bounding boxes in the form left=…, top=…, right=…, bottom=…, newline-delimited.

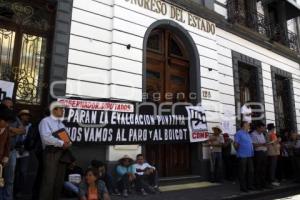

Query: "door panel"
left=145, top=29, right=191, bottom=177
left=16, top=34, right=47, bottom=105
left=0, top=28, right=16, bottom=81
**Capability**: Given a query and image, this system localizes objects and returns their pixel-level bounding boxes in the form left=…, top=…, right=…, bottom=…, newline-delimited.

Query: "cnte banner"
left=58, top=98, right=209, bottom=144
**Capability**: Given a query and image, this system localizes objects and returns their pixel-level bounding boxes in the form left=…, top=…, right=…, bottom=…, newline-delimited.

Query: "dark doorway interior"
left=236, top=62, right=262, bottom=128
left=238, top=62, right=260, bottom=105
left=273, top=74, right=295, bottom=134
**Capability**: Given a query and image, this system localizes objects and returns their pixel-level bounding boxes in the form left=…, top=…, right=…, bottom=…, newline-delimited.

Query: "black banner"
left=59, top=98, right=209, bottom=144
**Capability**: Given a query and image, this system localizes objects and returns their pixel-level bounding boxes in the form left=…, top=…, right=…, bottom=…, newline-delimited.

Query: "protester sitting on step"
left=116, top=155, right=136, bottom=198
left=133, top=154, right=159, bottom=194
left=79, top=167, right=110, bottom=200
left=63, top=160, right=83, bottom=197
left=90, top=160, right=120, bottom=195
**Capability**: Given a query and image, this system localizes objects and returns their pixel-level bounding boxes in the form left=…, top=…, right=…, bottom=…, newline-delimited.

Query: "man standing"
left=15, top=110, right=32, bottom=198
left=251, top=122, right=268, bottom=190
left=1, top=98, right=25, bottom=200
left=234, top=121, right=254, bottom=192
left=267, top=123, right=281, bottom=186
left=39, top=101, right=72, bottom=200
left=208, top=126, right=224, bottom=182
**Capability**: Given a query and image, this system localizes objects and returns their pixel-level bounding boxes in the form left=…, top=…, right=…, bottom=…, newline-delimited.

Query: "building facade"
left=1, top=0, right=300, bottom=177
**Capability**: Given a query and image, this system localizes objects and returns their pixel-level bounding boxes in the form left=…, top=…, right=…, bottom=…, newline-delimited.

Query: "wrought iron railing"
left=227, top=0, right=299, bottom=52
left=287, top=31, right=299, bottom=52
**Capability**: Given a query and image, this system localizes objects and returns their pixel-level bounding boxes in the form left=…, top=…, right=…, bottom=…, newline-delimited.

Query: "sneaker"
left=112, top=189, right=121, bottom=196
left=271, top=182, right=280, bottom=187
left=154, top=186, right=161, bottom=193
left=147, top=186, right=156, bottom=194
left=141, top=188, right=148, bottom=196
left=123, top=189, right=129, bottom=198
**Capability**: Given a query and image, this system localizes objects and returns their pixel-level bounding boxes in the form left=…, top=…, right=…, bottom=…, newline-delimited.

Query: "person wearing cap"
left=251, top=122, right=268, bottom=190
left=116, top=155, right=136, bottom=198
left=208, top=126, right=224, bottom=182
left=39, top=101, right=72, bottom=200
left=15, top=110, right=32, bottom=198
left=1, top=98, right=25, bottom=200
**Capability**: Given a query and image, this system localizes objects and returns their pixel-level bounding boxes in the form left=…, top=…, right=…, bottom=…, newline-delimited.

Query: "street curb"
left=222, top=184, right=300, bottom=200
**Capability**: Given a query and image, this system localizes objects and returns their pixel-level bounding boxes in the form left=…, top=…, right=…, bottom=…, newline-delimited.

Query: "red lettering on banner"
left=58, top=99, right=134, bottom=112
left=192, top=131, right=209, bottom=139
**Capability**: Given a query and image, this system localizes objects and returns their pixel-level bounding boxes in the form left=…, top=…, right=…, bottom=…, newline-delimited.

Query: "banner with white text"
left=58, top=98, right=209, bottom=144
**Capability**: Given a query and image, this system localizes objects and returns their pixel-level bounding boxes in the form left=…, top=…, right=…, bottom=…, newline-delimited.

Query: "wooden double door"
left=145, top=29, right=191, bottom=176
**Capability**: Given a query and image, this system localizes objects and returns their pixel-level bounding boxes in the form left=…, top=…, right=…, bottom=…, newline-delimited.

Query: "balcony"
left=227, top=0, right=299, bottom=53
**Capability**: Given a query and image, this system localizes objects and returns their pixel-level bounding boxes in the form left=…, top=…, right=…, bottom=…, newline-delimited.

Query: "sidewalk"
left=61, top=180, right=300, bottom=200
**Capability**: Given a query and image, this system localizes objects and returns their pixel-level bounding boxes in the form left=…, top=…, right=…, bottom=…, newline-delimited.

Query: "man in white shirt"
left=134, top=154, right=159, bottom=193
left=251, top=122, right=268, bottom=190
left=241, top=102, right=252, bottom=123
left=39, top=101, right=72, bottom=200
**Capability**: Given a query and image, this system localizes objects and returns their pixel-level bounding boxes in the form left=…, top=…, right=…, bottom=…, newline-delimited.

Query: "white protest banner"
left=0, top=80, right=14, bottom=99
left=185, top=106, right=209, bottom=142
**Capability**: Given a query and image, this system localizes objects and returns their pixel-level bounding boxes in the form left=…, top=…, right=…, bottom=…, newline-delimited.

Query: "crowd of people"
left=1, top=97, right=300, bottom=199
left=208, top=120, right=300, bottom=192
left=0, top=98, right=160, bottom=200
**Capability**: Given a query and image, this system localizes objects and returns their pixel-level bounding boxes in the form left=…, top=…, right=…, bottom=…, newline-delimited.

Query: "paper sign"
left=0, top=80, right=14, bottom=98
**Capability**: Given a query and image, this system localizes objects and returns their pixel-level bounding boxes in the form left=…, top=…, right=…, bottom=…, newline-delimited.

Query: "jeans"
left=136, top=171, right=159, bottom=192
left=254, top=151, right=267, bottom=189
left=64, top=182, right=79, bottom=195
left=0, top=150, right=17, bottom=200
left=292, top=156, right=300, bottom=182
left=238, top=157, right=254, bottom=191
left=15, top=156, right=30, bottom=195
left=210, top=152, right=223, bottom=182
left=32, top=151, right=43, bottom=200
left=100, top=173, right=116, bottom=194
left=269, top=156, right=278, bottom=182
left=146, top=170, right=159, bottom=187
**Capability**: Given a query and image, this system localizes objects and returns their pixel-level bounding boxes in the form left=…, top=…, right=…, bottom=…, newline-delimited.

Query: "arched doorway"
left=145, top=28, right=191, bottom=176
